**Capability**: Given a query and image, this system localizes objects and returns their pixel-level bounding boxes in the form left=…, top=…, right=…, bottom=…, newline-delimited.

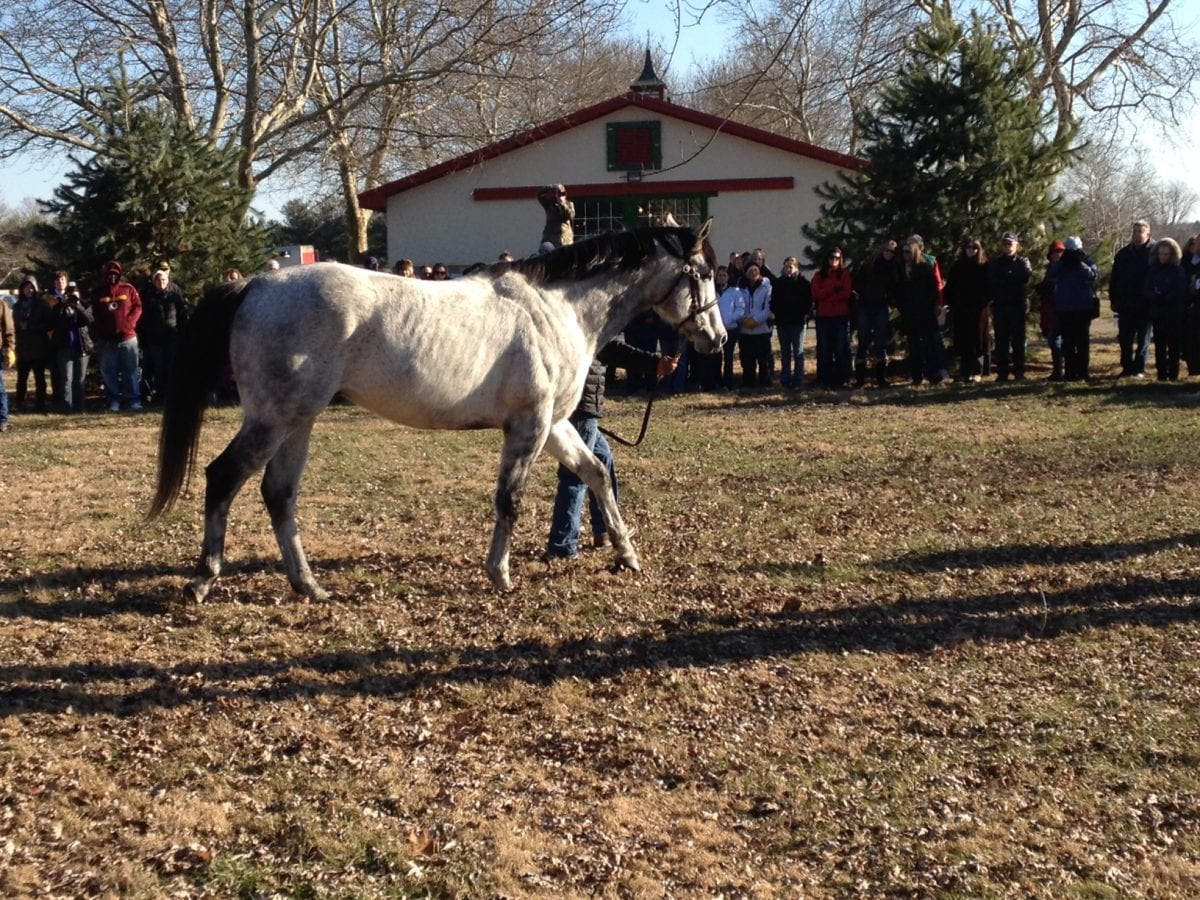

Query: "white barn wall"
left=383, top=102, right=850, bottom=271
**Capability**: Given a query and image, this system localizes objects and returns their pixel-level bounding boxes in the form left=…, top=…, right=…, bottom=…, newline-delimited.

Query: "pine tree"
left=35, top=71, right=271, bottom=301
left=803, top=5, right=1076, bottom=269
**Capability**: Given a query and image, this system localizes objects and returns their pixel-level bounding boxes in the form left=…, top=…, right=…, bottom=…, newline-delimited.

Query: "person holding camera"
left=53, top=276, right=94, bottom=413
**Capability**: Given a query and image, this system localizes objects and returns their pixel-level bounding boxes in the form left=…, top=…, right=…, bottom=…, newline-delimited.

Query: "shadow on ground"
left=3, top=563, right=1197, bottom=717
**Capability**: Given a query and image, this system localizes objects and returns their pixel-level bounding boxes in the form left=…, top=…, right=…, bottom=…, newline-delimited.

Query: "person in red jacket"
left=91, top=259, right=143, bottom=411
left=811, top=247, right=854, bottom=387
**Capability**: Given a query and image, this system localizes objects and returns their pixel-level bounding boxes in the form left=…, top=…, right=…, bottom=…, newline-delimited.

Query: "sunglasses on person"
left=433, top=268, right=448, bottom=277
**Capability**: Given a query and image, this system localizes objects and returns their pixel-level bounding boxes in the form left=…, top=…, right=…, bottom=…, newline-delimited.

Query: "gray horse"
left=149, top=222, right=725, bottom=599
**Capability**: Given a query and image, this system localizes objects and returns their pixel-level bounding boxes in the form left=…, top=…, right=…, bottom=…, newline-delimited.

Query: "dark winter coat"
left=575, top=340, right=660, bottom=419
left=1049, top=250, right=1099, bottom=313
left=986, top=253, right=1033, bottom=308
left=945, top=257, right=991, bottom=312
left=53, top=295, right=95, bottom=358
left=1182, top=252, right=1200, bottom=305
left=13, top=292, right=54, bottom=360
left=854, top=254, right=901, bottom=312
left=769, top=272, right=812, bottom=325
left=897, top=260, right=940, bottom=324
left=1143, top=263, right=1188, bottom=320
left=1109, top=241, right=1153, bottom=314
left=139, top=284, right=186, bottom=344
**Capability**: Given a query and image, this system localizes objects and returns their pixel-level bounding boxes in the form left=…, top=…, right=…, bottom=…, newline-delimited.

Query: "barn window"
left=606, top=121, right=662, bottom=171
left=575, top=195, right=709, bottom=239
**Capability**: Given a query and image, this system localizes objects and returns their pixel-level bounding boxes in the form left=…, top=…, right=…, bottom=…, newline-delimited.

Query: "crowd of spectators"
left=0, top=259, right=185, bottom=428
left=607, top=222, right=1200, bottom=394
left=4, top=220, right=1199, bottom=433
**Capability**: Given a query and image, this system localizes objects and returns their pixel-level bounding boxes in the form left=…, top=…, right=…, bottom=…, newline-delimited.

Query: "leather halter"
left=660, top=262, right=718, bottom=329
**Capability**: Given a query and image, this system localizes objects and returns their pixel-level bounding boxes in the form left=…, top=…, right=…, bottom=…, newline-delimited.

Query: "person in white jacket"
left=738, top=264, right=774, bottom=387
left=716, top=265, right=748, bottom=389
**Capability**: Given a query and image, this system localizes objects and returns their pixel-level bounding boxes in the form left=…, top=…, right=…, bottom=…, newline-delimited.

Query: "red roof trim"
left=358, top=94, right=864, bottom=211
left=473, top=177, right=794, bottom=201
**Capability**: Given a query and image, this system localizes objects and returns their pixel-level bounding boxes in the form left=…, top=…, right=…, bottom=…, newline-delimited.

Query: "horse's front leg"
left=544, top=418, right=640, bottom=573
left=486, top=414, right=552, bottom=591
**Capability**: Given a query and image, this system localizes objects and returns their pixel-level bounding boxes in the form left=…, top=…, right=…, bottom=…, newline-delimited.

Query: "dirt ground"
left=2, top=312, right=1199, bottom=897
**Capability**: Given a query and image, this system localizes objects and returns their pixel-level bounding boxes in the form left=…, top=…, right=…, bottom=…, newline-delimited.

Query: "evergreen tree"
left=803, top=5, right=1076, bottom=269
left=35, top=72, right=271, bottom=301
left=272, top=196, right=387, bottom=265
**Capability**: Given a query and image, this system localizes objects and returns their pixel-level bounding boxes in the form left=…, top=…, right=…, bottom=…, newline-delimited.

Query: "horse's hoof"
left=293, top=581, right=331, bottom=602
left=485, top=565, right=514, bottom=593
left=186, top=579, right=212, bottom=603
left=613, top=552, right=641, bottom=573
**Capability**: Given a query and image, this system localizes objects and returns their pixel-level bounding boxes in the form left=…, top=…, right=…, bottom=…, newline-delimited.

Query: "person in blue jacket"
left=1050, top=236, right=1099, bottom=381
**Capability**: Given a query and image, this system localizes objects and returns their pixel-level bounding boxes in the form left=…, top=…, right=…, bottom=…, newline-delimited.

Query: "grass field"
left=2, top=325, right=1200, bottom=897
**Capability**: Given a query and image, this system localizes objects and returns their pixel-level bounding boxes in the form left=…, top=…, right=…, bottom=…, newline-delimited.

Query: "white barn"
left=359, top=58, right=864, bottom=269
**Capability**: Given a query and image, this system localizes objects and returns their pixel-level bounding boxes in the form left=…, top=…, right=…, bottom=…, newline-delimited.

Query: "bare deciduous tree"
left=680, top=0, right=921, bottom=154
left=0, top=0, right=627, bottom=252
left=969, top=0, right=1200, bottom=140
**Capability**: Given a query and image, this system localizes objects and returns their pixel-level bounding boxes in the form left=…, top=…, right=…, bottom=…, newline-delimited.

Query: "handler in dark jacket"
left=1110, top=219, right=1154, bottom=376
left=545, top=341, right=676, bottom=560
left=986, top=232, right=1033, bottom=381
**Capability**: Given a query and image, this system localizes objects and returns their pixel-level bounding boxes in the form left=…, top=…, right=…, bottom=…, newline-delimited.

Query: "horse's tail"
left=148, top=280, right=250, bottom=518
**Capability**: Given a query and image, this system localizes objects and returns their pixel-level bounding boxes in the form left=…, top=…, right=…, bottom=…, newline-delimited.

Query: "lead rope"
left=599, top=379, right=659, bottom=448
left=600, top=268, right=711, bottom=448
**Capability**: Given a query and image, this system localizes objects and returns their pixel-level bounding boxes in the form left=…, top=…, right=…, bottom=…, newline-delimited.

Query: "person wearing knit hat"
left=91, top=258, right=143, bottom=411
left=1036, top=241, right=1067, bottom=380
left=1049, top=235, right=1099, bottom=381
left=12, top=274, right=54, bottom=412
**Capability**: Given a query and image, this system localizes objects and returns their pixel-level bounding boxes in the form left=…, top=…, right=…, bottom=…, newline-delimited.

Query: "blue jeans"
left=855, top=306, right=889, bottom=365
left=1117, top=310, right=1153, bottom=375
left=815, top=316, right=851, bottom=386
left=57, top=349, right=89, bottom=412
left=546, top=415, right=617, bottom=558
left=776, top=323, right=807, bottom=387
left=100, top=338, right=141, bottom=407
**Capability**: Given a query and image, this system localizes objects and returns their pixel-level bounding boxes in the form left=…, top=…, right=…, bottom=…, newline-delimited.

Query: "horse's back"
left=230, top=265, right=589, bottom=430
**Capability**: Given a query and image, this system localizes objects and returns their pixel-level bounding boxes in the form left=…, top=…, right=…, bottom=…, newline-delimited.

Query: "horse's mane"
left=487, top=226, right=698, bottom=285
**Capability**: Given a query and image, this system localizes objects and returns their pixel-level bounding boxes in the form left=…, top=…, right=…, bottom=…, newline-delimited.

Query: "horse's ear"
left=695, top=218, right=713, bottom=247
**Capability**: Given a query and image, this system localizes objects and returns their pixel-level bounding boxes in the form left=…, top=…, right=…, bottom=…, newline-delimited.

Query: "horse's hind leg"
left=190, top=421, right=284, bottom=602
left=544, top=418, right=640, bottom=573
left=486, top=414, right=551, bottom=591
left=260, top=419, right=327, bottom=601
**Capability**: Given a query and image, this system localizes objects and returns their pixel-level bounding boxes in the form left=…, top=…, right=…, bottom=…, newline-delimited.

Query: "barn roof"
left=358, top=92, right=865, bottom=212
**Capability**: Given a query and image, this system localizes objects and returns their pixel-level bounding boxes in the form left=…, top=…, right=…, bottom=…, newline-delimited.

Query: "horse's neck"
left=560, top=275, right=658, bottom=354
